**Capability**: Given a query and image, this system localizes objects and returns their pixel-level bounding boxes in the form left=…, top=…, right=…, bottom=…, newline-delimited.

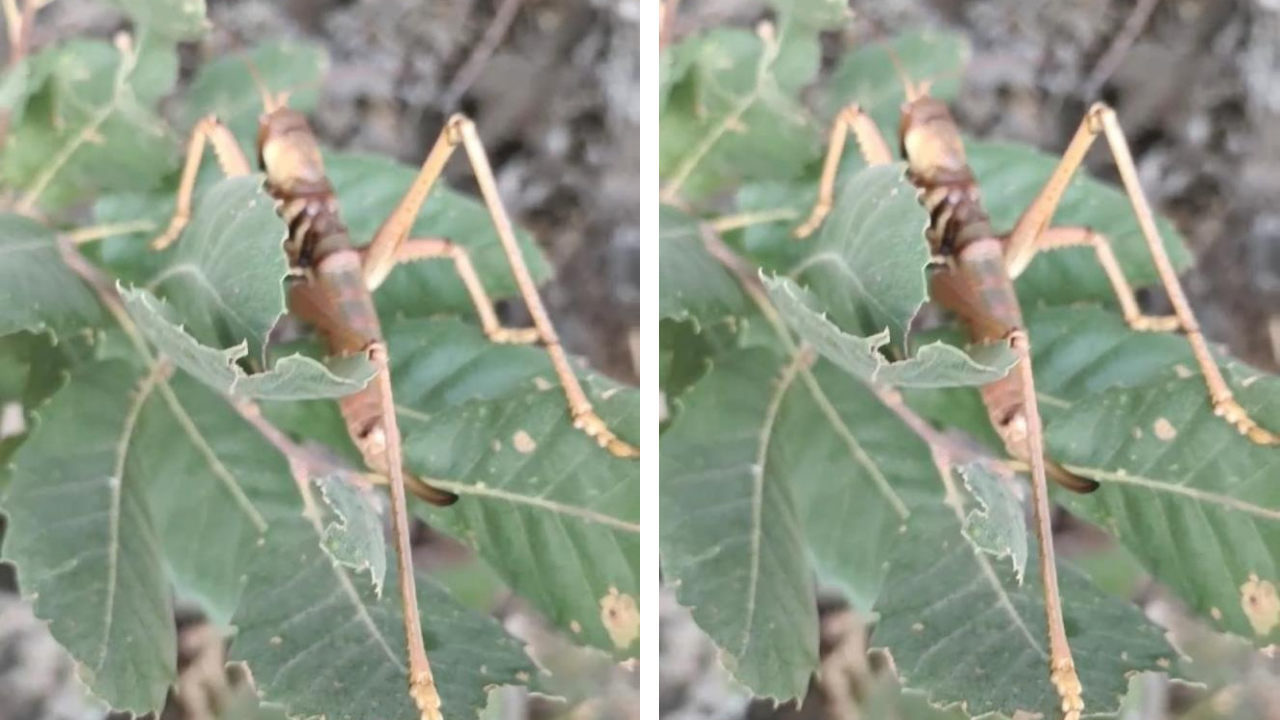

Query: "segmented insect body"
left=897, top=96, right=1096, bottom=495
left=894, top=92, right=1086, bottom=720
left=257, top=107, right=459, bottom=507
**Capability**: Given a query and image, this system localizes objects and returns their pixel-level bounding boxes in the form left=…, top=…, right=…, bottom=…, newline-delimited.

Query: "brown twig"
left=660, top=0, right=682, bottom=50
left=1083, top=0, right=1161, bottom=97
left=441, top=0, right=525, bottom=110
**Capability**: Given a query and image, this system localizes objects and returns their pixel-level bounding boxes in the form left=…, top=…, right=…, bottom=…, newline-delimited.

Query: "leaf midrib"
left=96, top=362, right=166, bottom=671
left=1065, top=465, right=1280, bottom=521
left=738, top=352, right=806, bottom=656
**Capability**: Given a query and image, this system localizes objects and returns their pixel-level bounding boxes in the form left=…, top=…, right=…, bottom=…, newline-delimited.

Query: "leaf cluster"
left=0, top=4, right=638, bottom=719
left=660, top=6, right=1279, bottom=718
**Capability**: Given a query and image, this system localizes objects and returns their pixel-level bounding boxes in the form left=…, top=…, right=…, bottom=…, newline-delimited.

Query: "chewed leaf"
left=146, top=175, right=289, bottom=362
left=789, top=164, right=930, bottom=347
left=958, top=462, right=1027, bottom=583
left=765, top=275, right=1014, bottom=388
left=874, top=508, right=1178, bottom=718
left=121, top=287, right=374, bottom=400
left=315, top=473, right=387, bottom=597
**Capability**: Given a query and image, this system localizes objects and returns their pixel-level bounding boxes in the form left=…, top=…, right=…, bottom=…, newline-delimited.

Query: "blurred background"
left=661, top=1, right=1280, bottom=719
left=0, top=0, right=638, bottom=718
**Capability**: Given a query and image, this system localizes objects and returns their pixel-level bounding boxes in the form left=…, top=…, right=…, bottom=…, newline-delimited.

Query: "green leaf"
left=316, top=473, right=387, bottom=597
left=1, top=361, right=176, bottom=713
left=659, top=318, right=731, bottom=402
left=958, top=462, right=1028, bottom=582
left=660, top=348, right=818, bottom=699
left=182, top=40, right=328, bottom=144
left=658, top=205, right=747, bottom=327
left=386, top=317, right=551, bottom=413
left=404, top=379, right=640, bottom=657
left=0, top=57, right=37, bottom=128
left=967, top=140, right=1192, bottom=307
left=0, top=331, right=88, bottom=407
left=1047, top=374, right=1280, bottom=644
left=660, top=27, right=820, bottom=200
left=121, top=287, right=375, bottom=400
left=0, top=214, right=104, bottom=338
left=1025, top=305, right=1195, bottom=419
left=2, top=39, right=177, bottom=209
left=766, top=0, right=853, bottom=30
left=822, top=30, right=971, bottom=132
left=731, top=181, right=817, bottom=272
left=874, top=508, right=1178, bottom=718
left=764, top=275, right=1015, bottom=388
left=138, top=371, right=301, bottom=620
left=229, top=514, right=538, bottom=720
left=105, top=0, right=208, bottom=40
left=776, top=359, right=943, bottom=610
left=146, top=175, right=288, bottom=361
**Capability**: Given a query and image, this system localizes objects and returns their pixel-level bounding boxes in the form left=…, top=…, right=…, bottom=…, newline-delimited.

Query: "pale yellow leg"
left=151, top=116, right=252, bottom=250
left=383, top=237, right=540, bottom=344
left=1004, top=103, right=1276, bottom=445
left=361, top=114, right=638, bottom=458
left=1031, top=227, right=1179, bottom=332
left=794, top=104, right=894, bottom=239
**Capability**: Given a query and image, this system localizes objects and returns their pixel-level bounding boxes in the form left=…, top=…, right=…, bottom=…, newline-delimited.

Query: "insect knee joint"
left=365, top=341, right=389, bottom=364
left=1086, top=102, right=1113, bottom=133
left=444, top=114, right=474, bottom=145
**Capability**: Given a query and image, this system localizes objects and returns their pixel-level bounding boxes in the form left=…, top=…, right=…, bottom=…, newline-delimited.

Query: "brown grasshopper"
left=146, top=78, right=639, bottom=718
left=793, top=72, right=1278, bottom=719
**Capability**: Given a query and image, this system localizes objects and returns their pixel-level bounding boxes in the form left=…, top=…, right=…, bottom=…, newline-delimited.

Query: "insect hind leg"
left=1004, top=103, right=1277, bottom=445
left=361, top=114, right=638, bottom=459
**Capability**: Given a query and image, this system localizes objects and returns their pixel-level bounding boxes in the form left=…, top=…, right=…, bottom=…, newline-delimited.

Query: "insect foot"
left=488, top=327, right=541, bottom=344
left=1214, top=397, right=1279, bottom=445
left=575, top=408, right=639, bottom=459
left=1050, top=657, right=1084, bottom=720
left=1125, top=314, right=1180, bottom=332
left=410, top=670, right=443, bottom=720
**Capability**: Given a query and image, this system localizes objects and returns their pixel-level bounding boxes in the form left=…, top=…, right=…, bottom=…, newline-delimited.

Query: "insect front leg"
left=794, top=104, right=894, bottom=239
left=151, top=116, right=252, bottom=250
left=1002, top=103, right=1277, bottom=445
left=359, top=114, right=639, bottom=459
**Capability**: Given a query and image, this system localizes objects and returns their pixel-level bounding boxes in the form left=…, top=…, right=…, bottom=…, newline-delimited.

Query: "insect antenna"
left=241, top=52, right=291, bottom=113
